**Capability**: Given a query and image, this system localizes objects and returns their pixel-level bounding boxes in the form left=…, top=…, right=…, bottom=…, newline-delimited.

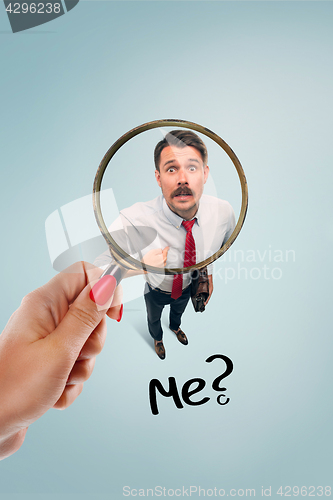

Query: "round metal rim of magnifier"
left=93, top=119, right=248, bottom=275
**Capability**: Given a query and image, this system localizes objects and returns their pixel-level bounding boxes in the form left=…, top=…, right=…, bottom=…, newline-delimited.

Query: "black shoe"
left=170, top=328, right=188, bottom=345
left=155, top=340, right=166, bottom=360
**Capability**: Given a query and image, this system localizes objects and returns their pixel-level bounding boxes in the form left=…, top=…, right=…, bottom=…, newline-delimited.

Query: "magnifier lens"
left=95, top=120, right=247, bottom=276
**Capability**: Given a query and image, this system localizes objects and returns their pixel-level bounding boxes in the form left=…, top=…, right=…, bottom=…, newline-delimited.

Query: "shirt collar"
left=162, top=196, right=200, bottom=229
left=194, top=202, right=202, bottom=227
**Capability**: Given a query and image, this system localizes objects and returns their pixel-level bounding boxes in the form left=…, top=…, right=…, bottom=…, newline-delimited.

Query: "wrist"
left=0, top=427, right=27, bottom=461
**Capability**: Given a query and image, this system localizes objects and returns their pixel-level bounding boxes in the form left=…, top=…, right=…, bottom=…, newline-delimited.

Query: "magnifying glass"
left=91, top=119, right=248, bottom=300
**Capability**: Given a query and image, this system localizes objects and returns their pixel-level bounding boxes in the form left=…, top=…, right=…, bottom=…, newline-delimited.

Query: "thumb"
left=48, top=275, right=117, bottom=362
left=162, top=246, right=170, bottom=258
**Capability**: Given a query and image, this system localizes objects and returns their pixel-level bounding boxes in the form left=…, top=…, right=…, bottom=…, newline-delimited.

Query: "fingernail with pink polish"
left=90, top=275, right=117, bottom=306
left=117, top=304, right=123, bottom=322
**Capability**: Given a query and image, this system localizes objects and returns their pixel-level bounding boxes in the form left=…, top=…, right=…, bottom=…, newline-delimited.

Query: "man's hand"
left=142, top=246, right=170, bottom=268
left=122, top=247, right=170, bottom=279
left=204, top=274, right=213, bottom=306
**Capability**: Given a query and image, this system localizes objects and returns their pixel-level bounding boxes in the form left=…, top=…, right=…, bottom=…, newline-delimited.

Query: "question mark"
left=206, top=354, right=233, bottom=405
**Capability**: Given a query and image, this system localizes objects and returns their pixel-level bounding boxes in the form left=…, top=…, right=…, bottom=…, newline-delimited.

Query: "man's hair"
left=154, top=130, right=208, bottom=172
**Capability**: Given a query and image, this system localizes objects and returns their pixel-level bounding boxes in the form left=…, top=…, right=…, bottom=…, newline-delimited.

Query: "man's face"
left=155, top=145, right=209, bottom=220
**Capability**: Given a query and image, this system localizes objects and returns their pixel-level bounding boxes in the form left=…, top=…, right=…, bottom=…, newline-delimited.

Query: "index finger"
left=106, top=283, right=123, bottom=320
left=38, top=262, right=103, bottom=307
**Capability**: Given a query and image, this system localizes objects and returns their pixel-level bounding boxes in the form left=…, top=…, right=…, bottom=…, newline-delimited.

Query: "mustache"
left=171, top=186, right=194, bottom=198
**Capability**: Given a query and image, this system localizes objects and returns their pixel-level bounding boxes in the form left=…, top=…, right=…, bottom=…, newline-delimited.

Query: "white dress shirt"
left=95, top=194, right=235, bottom=292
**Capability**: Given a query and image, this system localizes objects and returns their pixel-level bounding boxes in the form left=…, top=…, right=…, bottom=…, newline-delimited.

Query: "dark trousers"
left=144, top=282, right=191, bottom=342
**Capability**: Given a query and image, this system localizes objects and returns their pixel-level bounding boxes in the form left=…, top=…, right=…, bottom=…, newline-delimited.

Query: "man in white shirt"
left=96, top=130, right=235, bottom=359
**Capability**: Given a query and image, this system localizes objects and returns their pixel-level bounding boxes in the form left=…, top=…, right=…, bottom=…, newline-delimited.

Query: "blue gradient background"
left=0, top=1, right=332, bottom=499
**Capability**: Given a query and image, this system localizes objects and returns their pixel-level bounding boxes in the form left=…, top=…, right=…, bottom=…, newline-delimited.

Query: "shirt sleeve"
left=222, top=203, right=236, bottom=245
left=207, top=262, right=214, bottom=276
left=93, top=248, right=113, bottom=269
left=93, top=214, right=126, bottom=268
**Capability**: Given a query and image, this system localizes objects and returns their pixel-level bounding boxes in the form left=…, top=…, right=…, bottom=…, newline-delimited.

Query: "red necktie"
left=171, top=219, right=196, bottom=300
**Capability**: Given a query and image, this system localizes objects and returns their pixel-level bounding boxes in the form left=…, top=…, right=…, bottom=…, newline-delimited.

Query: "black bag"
left=191, top=267, right=209, bottom=313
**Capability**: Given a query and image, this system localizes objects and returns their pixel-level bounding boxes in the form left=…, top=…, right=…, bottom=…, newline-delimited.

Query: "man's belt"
left=147, top=282, right=191, bottom=295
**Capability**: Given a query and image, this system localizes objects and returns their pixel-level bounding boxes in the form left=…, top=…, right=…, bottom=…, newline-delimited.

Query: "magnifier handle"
left=99, top=263, right=127, bottom=284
